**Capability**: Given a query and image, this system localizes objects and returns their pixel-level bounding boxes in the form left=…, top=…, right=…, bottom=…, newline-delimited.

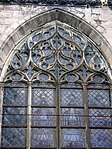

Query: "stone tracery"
left=1, top=21, right=112, bottom=149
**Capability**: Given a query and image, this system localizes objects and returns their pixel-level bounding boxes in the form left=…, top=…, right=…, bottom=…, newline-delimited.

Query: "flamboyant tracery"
left=0, top=21, right=112, bottom=149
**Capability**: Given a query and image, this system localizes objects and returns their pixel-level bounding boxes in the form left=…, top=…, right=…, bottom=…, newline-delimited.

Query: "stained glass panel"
left=3, top=88, right=27, bottom=106
left=89, top=109, right=112, bottom=127
left=1, top=21, right=112, bottom=149
left=2, top=107, right=27, bottom=126
left=91, top=129, right=112, bottom=148
left=32, top=108, right=56, bottom=126
left=61, top=108, right=84, bottom=127
left=32, top=88, right=55, bottom=106
left=88, top=84, right=110, bottom=90
left=88, top=89, right=110, bottom=107
left=1, top=128, right=26, bottom=147
left=31, top=128, right=56, bottom=148
left=60, top=89, right=83, bottom=106
left=61, top=129, right=85, bottom=147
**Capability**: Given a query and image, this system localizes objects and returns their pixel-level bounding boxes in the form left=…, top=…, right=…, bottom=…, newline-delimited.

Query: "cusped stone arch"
left=0, top=8, right=112, bottom=81
left=1, top=20, right=111, bottom=83
left=0, top=8, right=112, bottom=149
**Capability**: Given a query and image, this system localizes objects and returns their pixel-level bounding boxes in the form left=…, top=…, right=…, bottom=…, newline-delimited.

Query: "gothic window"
left=0, top=21, right=112, bottom=149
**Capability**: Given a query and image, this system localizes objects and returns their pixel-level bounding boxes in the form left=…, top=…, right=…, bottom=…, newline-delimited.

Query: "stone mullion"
left=55, top=22, right=61, bottom=149
left=26, top=82, right=32, bottom=149
left=0, top=83, right=4, bottom=147
left=83, top=84, right=90, bottom=149
left=56, top=83, right=61, bottom=149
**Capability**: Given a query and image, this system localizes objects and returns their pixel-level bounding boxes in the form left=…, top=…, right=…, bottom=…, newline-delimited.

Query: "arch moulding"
left=0, top=8, right=112, bottom=78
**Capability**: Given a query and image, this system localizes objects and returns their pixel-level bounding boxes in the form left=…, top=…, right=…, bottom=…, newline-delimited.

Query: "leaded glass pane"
left=31, top=128, right=56, bottom=148
left=60, top=89, right=83, bottom=106
left=89, top=109, right=112, bottom=127
left=88, top=89, right=111, bottom=107
left=3, top=88, right=27, bottom=106
left=1, top=21, right=112, bottom=149
left=61, top=129, right=85, bottom=147
left=61, top=108, right=84, bottom=127
left=61, top=83, right=82, bottom=88
left=88, top=84, right=109, bottom=89
left=2, top=107, right=27, bottom=126
left=4, top=82, right=27, bottom=87
left=32, top=108, right=56, bottom=126
left=32, top=82, right=54, bottom=88
left=91, top=129, right=112, bottom=148
left=1, top=128, right=26, bottom=147
left=32, top=88, right=55, bottom=106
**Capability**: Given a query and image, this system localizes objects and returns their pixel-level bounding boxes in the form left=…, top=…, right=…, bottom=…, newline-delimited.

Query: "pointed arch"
left=0, top=8, right=112, bottom=81
left=0, top=8, right=112, bottom=149
left=1, top=20, right=111, bottom=83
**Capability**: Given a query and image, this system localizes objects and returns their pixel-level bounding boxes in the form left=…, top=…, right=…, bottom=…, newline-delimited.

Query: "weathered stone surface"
left=0, top=5, right=111, bottom=47
left=0, top=5, right=112, bottom=77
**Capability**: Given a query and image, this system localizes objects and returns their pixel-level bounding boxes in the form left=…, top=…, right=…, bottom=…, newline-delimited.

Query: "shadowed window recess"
left=0, top=21, right=112, bottom=149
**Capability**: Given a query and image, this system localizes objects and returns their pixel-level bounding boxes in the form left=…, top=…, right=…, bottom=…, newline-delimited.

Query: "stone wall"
left=0, top=5, right=112, bottom=46
left=0, top=5, right=112, bottom=74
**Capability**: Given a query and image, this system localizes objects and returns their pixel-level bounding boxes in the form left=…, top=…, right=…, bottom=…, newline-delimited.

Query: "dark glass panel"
left=61, top=108, right=84, bottom=127
left=88, top=84, right=110, bottom=89
left=61, top=129, right=85, bottom=148
left=2, top=107, right=27, bottom=126
left=1, top=128, right=26, bottom=147
left=89, top=109, right=112, bottom=127
left=19, top=43, right=29, bottom=64
left=31, top=128, right=56, bottom=148
left=32, top=88, right=55, bottom=106
left=91, top=129, right=112, bottom=148
left=88, top=89, right=111, bottom=107
left=60, top=89, right=83, bottom=107
left=32, top=108, right=56, bottom=126
left=32, top=82, right=54, bottom=88
left=11, top=54, right=22, bottom=69
left=32, top=33, right=41, bottom=42
left=3, top=88, right=27, bottom=106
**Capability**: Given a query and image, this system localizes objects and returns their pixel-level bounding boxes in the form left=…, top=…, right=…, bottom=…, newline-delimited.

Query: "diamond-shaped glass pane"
left=31, top=128, right=56, bottom=148
left=2, top=21, right=112, bottom=149
left=1, top=128, right=26, bottom=147
left=3, top=88, right=27, bottom=106
left=32, top=108, right=56, bottom=126
left=61, top=129, right=85, bottom=147
left=88, top=89, right=110, bottom=107
left=32, top=88, right=55, bottom=106
left=91, top=129, right=112, bottom=148
left=60, top=89, right=83, bottom=106
left=2, top=107, right=27, bottom=126
left=61, top=108, right=84, bottom=127
left=89, top=109, right=112, bottom=127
